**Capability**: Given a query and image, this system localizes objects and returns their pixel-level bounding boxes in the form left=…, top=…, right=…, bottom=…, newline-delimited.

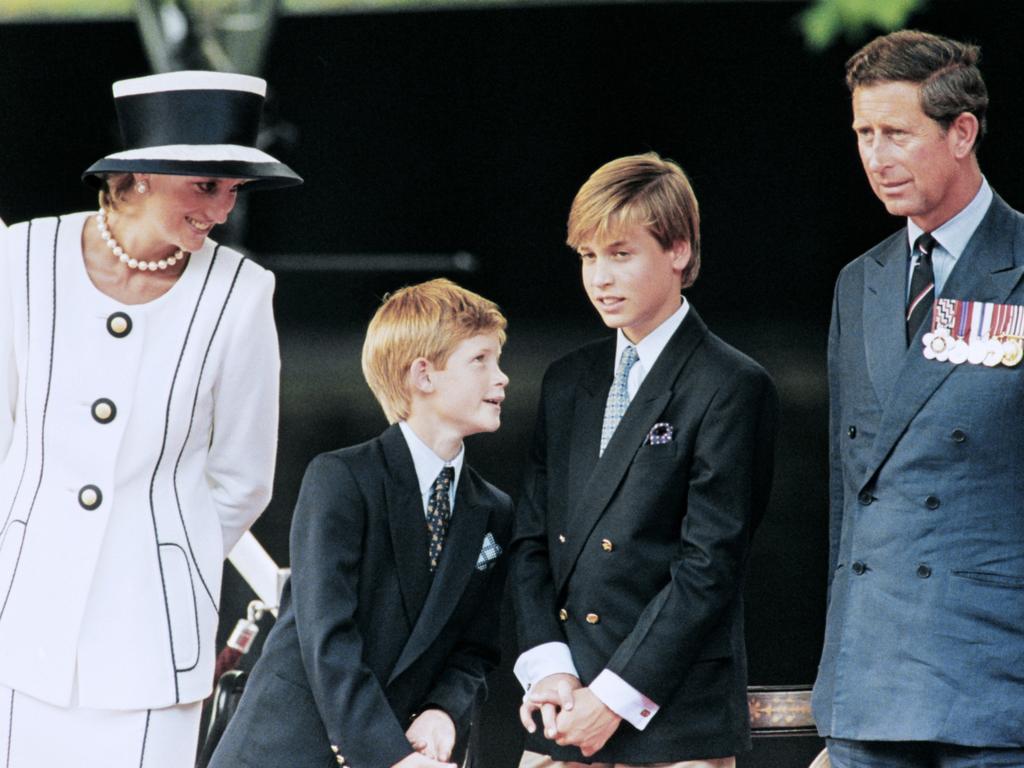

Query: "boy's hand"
left=404, top=708, right=456, bottom=762
left=553, top=687, right=621, bottom=756
left=390, top=753, right=456, bottom=768
left=518, top=672, right=581, bottom=738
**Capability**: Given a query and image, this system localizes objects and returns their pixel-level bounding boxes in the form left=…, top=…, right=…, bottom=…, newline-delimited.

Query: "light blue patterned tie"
left=600, top=345, right=638, bottom=456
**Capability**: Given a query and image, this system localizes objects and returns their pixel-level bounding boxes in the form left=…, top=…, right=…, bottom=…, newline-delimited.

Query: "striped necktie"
left=907, top=232, right=937, bottom=346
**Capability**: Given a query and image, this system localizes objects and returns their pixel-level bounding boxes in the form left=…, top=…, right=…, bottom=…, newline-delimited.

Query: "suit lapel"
left=861, top=195, right=1024, bottom=490
left=566, top=346, right=611, bottom=527
left=862, top=232, right=909, bottom=404
left=381, top=425, right=433, bottom=630
left=555, top=309, right=707, bottom=592
left=388, top=468, right=490, bottom=684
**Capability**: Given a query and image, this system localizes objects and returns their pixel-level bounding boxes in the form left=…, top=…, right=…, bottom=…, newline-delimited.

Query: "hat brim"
left=83, top=147, right=302, bottom=191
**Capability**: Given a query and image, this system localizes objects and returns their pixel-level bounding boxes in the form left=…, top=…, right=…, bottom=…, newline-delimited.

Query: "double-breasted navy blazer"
left=511, top=307, right=778, bottom=763
left=813, top=193, right=1024, bottom=746
left=209, top=425, right=513, bottom=768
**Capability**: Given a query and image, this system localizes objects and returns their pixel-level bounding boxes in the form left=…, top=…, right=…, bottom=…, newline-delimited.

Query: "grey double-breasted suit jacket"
left=814, top=193, right=1024, bottom=746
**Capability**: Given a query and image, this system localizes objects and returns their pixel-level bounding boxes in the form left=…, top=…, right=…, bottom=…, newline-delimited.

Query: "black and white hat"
left=83, top=70, right=302, bottom=191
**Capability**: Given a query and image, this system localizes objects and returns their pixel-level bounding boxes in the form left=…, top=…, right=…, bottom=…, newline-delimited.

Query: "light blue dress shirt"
left=907, top=177, right=993, bottom=298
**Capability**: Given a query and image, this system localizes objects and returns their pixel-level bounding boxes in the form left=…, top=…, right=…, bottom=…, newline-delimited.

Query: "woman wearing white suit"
left=0, top=70, right=300, bottom=767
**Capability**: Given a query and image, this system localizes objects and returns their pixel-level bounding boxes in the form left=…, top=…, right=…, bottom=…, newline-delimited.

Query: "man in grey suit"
left=813, top=29, right=1024, bottom=767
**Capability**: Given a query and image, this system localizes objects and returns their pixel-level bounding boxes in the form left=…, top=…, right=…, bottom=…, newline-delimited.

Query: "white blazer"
left=0, top=211, right=280, bottom=709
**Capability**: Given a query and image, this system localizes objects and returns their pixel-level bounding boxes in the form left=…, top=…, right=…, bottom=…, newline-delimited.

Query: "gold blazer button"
left=557, top=533, right=566, bottom=543
left=601, top=538, right=613, bottom=552
left=585, top=613, right=600, bottom=624
left=558, top=608, right=568, bottom=621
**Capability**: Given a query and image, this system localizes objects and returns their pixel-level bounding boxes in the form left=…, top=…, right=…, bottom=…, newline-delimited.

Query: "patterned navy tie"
left=600, top=345, right=639, bottom=456
left=426, top=466, right=454, bottom=572
left=907, top=232, right=937, bottom=346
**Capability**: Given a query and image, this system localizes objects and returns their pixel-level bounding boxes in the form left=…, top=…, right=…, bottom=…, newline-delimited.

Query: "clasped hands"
left=392, top=708, right=457, bottom=768
left=518, top=673, right=622, bottom=757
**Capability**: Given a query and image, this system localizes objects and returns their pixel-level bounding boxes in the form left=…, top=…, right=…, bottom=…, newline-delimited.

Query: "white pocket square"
left=476, top=532, right=502, bottom=571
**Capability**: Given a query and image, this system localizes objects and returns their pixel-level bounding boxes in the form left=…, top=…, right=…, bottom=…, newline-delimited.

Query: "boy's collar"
left=398, top=421, right=464, bottom=496
left=616, top=298, right=690, bottom=371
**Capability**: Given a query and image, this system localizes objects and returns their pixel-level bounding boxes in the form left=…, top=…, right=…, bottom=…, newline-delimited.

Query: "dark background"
left=2, top=1, right=1022, bottom=764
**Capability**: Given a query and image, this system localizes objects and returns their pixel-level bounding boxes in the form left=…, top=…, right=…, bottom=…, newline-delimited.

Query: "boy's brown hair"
left=362, top=278, right=507, bottom=423
left=567, top=152, right=701, bottom=289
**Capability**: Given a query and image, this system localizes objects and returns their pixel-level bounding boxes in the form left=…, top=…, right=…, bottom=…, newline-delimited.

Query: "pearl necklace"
left=96, top=209, right=186, bottom=271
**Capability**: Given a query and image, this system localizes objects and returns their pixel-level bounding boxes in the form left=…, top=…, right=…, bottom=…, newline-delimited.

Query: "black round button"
left=852, top=561, right=867, bottom=575
left=925, top=496, right=941, bottom=510
left=848, top=425, right=857, bottom=439
left=91, top=398, right=116, bottom=424
left=916, top=564, right=932, bottom=578
left=951, top=429, right=967, bottom=443
left=78, top=484, right=102, bottom=510
left=106, top=312, right=132, bottom=338
left=858, top=490, right=873, bottom=506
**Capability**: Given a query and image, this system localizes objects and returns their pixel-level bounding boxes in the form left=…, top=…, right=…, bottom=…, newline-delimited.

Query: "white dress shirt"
left=398, top=421, right=464, bottom=517
left=513, top=299, right=690, bottom=730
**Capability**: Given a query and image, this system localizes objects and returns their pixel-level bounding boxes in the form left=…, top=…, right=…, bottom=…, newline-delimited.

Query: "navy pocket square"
left=645, top=422, right=674, bottom=445
left=476, top=532, right=502, bottom=571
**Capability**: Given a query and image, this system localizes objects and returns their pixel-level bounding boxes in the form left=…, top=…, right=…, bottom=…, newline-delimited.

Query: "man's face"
left=852, top=80, right=967, bottom=232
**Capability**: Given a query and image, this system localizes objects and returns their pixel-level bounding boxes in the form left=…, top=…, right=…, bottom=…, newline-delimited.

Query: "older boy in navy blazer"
left=511, top=153, right=778, bottom=767
left=210, top=278, right=512, bottom=768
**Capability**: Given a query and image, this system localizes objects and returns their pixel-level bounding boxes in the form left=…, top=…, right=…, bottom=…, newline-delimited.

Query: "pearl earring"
left=135, top=180, right=148, bottom=195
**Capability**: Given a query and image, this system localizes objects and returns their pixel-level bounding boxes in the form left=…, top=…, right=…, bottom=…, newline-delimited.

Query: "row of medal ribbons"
left=923, top=298, right=1024, bottom=367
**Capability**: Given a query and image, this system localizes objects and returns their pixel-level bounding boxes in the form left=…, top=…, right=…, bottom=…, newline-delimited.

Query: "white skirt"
left=0, top=685, right=202, bottom=768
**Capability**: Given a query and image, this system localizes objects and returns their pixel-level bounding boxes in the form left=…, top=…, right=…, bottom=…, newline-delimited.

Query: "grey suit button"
left=916, top=564, right=932, bottom=578
left=851, top=561, right=867, bottom=575
left=857, top=491, right=873, bottom=506
left=951, top=429, right=967, bottom=443
left=848, top=425, right=857, bottom=438
left=925, top=496, right=940, bottom=510
left=79, top=485, right=102, bottom=510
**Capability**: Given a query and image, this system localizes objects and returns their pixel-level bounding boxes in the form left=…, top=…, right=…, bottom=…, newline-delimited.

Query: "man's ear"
left=948, top=111, right=980, bottom=159
left=409, top=357, right=435, bottom=394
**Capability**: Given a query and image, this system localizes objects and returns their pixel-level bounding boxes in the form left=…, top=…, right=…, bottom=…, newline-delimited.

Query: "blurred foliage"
left=799, top=0, right=928, bottom=50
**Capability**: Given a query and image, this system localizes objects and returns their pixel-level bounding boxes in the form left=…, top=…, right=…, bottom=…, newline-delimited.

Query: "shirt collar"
left=907, top=176, right=993, bottom=260
left=398, top=421, right=464, bottom=497
left=615, top=298, right=690, bottom=373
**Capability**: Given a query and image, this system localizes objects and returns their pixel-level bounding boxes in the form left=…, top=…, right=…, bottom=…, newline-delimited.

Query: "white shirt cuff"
left=513, top=642, right=580, bottom=692
left=589, top=669, right=659, bottom=730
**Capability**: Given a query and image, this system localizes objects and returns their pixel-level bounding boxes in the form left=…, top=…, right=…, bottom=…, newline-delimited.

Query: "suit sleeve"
left=0, top=225, right=16, bottom=462
left=826, top=274, right=845, bottom=597
left=420, top=494, right=513, bottom=726
left=205, top=265, right=280, bottom=555
left=603, top=366, right=779, bottom=706
left=290, top=453, right=414, bottom=768
left=509, top=367, right=574, bottom=659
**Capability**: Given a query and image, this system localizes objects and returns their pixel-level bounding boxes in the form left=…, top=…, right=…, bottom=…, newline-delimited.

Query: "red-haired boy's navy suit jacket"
left=210, top=425, right=512, bottom=768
